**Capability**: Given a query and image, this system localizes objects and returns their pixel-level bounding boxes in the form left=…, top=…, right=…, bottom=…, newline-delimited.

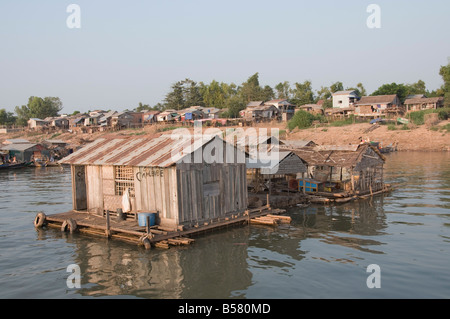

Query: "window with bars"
left=114, top=166, right=135, bottom=197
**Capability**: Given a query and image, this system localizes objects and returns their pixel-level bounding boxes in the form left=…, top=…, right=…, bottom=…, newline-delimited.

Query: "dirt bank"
left=285, top=121, right=450, bottom=152
left=1, top=120, right=449, bottom=151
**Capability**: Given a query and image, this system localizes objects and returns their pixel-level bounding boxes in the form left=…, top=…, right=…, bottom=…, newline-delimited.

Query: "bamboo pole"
left=105, top=211, right=111, bottom=238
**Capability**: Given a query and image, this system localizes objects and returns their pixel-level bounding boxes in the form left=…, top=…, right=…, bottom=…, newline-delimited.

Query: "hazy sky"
left=1, top=0, right=449, bottom=114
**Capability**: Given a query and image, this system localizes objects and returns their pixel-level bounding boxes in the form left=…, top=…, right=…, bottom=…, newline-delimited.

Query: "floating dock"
left=34, top=205, right=288, bottom=250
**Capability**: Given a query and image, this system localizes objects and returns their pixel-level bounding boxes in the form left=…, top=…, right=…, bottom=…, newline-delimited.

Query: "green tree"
left=202, top=80, right=226, bottom=108
left=371, top=83, right=409, bottom=102
left=164, top=79, right=203, bottom=110
left=357, top=83, right=367, bottom=96
left=224, top=95, right=246, bottom=118
left=406, top=80, right=427, bottom=96
left=330, top=81, right=344, bottom=93
left=439, top=63, right=450, bottom=108
left=275, top=81, right=291, bottom=99
left=14, top=96, right=63, bottom=126
left=287, top=110, right=315, bottom=130
left=290, top=81, right=314, bottom=106
left=183, top=79, right=204, bottom=107
left=136, top=102, right=151, bottom=112
left=316, top=86, right=332, bottom=101
left=346, top=83, right=367, bottom=97
left=0, top=108, right=17, bottom=125
left=240, top=73, right=262, bottom=103
left=260, top=85, right=275, bottom=101
left=164, top=81, right=186, bottom=110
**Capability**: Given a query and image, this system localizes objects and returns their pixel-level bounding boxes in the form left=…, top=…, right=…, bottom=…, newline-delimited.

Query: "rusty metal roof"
left=59, top=134, right=220, bottom=167
left=292, top=143, right=385, bottom=168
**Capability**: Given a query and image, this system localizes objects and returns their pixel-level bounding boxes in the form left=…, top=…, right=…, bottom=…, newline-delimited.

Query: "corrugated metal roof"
left=3, top=139, right=30, bottom=144
left=59, top=134, right=224, bottom=167
left=292, top=143, right=384, bottom=168
left=0, top=143, right=39, bottom=151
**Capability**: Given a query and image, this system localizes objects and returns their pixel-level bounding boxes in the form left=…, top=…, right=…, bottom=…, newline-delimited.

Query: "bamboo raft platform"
left=34, top=204, right=288, bottom=250
left=307, top=184, right=393, bottom=204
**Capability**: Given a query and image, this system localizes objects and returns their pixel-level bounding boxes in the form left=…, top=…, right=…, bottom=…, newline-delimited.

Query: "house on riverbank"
left=354, top=95, right=401, bottom=117
left=403, top=97, right=444, bottom=112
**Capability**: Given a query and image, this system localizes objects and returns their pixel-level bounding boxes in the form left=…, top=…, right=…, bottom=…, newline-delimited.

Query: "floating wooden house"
left=0, top=143, right=49, bottom=163
left=246, top=150, right=308, bottom=193
left=59, top=134, right=248, bottom=229
left=291, top=143, right=386, bottom=197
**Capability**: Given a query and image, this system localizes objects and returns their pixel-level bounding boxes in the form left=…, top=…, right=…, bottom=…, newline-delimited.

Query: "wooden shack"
left=0, top=143, right=48, bottom=163
left=292, top=143, right=385, bottom=196
left=59, top=134, right=248, bottom=229
left=246, top=150, right=308, bottom=193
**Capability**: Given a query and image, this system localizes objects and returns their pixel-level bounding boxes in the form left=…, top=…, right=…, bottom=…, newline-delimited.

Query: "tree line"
left=1, top=63, right=449, bottom=125
left=140, top=65, right=450, bottom=117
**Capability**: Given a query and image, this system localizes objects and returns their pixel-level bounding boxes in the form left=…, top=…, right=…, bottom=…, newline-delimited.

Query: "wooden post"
left=351, top=169, right=355, bottom=194
left=266, top=193, right=270, bottom=208
left=302, top=172, right=306, bottom=195
left=105, top=210, right=111, bottom=238
left=146, top=215, right=150, bottom=235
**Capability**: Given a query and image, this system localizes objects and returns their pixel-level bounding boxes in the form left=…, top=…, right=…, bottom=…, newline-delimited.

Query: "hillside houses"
left=10, top=91, right=447, bottom=135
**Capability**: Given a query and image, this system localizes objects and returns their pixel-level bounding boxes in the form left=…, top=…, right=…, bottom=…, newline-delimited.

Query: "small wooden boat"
left=0, top=162, right=27, bottom=169
left=397, top=117, right=409, bottom=124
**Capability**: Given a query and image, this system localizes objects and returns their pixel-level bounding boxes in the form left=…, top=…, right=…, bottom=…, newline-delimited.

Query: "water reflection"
left=52, top=227, right=254, bottom=298
left=1, top=152, right=450, bottom=298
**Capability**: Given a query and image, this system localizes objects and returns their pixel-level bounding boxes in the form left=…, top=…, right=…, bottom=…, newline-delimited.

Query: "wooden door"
left=72, top=165, right=87, bottom=210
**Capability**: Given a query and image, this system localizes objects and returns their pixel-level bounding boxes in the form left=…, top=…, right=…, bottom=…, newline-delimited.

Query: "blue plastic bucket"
left=138, top=212, right=156, bottom=227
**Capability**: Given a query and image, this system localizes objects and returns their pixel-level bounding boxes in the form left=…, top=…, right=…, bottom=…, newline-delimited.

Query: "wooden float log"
left=167, top=238, right=194, bottom=246
left=155, top=241, right=170, bottom=249
left=250, top=217, right=277, bottom=226
left=149, top=229, right=168, bottom=235
left=266, top=214, right=292, bottom=223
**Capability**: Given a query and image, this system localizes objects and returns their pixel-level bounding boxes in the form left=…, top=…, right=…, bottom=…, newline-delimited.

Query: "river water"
left=0, top=152, right=449, bottom=299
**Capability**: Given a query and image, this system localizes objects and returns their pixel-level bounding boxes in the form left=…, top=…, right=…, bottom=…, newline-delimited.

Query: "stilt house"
left=291, top=143, right=385, bottom=195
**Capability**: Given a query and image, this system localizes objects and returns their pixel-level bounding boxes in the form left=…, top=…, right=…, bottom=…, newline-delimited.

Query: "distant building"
left=27, top=118, right=48, bottom=130
left=265, top=99, right=296, bottom=121
left=246, top=101, right=265, bottom=108
left=142, top=110, right=160, bottom=124
left=403, top=97, right=444, bottom=112
left=354, top=95, right=401, bottom=116
left=111, top=112, right=136, bottom=128
left=2, top=138, right=30, bottom=145
left=299, top=104, right=324, bottom=115
left=0, top=143, right=48, bottom=163
left=200, top=107, right=221, bottom=119
left=240, top=105, right=279, bottom=121
left=332, top=90, right=360, bottom=109
left=45, top=117, right=69, bottom=130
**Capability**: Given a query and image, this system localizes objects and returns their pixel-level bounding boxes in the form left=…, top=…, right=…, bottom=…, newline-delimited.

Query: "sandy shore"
left=1, top=120, right=449, bottom=152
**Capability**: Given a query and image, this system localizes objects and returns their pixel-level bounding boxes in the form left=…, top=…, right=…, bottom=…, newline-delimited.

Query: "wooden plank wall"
left=177, top=162, right=247, bottom=225
left=134, top=166, right=179, bottom=226
left=275, top=153, right=307, bottom=175
left=86, top=165, right=103, bottom=214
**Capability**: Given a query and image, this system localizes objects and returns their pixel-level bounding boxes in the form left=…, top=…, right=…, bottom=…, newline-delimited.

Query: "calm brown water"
left=0, top=152, right=449, bottom=298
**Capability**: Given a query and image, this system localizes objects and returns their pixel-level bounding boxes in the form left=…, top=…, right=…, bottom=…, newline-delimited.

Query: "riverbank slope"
left=1, top=120, right=449, bottom=151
